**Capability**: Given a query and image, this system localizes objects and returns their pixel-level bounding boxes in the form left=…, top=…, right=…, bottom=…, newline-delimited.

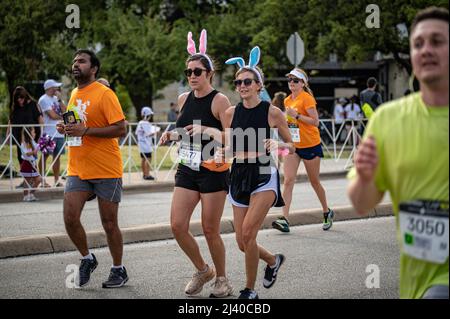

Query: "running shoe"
left=102, top=266, right=129, bottom=288
left=185, top=265, right=215, bottom=295
left=78, top=254, right=98, bottom=287
left=263, top=254, right=285, bottom=288
left=322, top=208, right=335, bottom=231
left=272, top=217, right=290, bottom=233
left=209, top=276, right=233, bottom=298
left=238, top=288, right=259, bottom=299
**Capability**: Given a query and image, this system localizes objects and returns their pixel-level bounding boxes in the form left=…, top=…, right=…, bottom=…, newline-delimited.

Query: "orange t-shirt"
left=284, top=91, right=321, bottom=148
left=67, top=82, right=125, bottom=179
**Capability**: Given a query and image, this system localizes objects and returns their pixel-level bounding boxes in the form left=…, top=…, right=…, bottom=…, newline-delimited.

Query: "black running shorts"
left=175, top=164, right=229, bottom=193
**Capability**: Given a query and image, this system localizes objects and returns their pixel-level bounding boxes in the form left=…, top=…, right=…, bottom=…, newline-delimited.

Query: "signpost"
left=286, top=32, right=304, bottom=67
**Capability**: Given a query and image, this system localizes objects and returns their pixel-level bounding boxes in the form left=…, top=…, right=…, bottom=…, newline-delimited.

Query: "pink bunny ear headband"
left=225, top=46, right=263, bottom=84
left=187, top=29, right=214, bottom=71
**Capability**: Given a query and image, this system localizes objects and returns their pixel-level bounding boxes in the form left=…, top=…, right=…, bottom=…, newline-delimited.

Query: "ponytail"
left=303, top=82, right=314, bottom=97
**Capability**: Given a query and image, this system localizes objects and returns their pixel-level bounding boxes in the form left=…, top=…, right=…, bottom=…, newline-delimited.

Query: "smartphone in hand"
left=63, top=111, right=77, bottom=125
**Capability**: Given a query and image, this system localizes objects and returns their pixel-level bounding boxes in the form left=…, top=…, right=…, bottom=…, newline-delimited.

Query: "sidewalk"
left=0, top=158, right=351, bottom=203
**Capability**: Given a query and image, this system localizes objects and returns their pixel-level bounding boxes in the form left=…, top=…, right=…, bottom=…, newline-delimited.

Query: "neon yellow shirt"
left=350, top=92, right=449, bottom=298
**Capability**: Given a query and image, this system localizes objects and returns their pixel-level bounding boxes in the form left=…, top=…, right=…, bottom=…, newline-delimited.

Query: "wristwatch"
left=295, top=114, right=301, bottom=120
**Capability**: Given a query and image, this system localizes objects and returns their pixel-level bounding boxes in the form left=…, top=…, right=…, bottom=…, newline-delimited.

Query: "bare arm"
left=45, top=109, right=62, bottom=120
left=210, top=93, right=232, bottom=143
left=55, top=91, right=67, bottom=113
left=286, top=107, right=319, bottom=127
left=159, top=93, right=189, bottom=144
left=222, top=106, right=236, bottom=161
left=268, top=106, right=295, bottom=153
left=347, top=136, right=385, bottom=215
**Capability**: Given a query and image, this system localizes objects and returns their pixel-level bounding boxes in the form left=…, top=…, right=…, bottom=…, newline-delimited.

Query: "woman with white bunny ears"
left=272, top=67, right=335, bottom=234
left=223, top=46, right=295, bottom=299
left=159, top=29, right=234, bottom=298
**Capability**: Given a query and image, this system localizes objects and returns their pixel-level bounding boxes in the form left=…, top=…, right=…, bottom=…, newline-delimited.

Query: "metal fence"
left=0, top=119, right=366, bottom=191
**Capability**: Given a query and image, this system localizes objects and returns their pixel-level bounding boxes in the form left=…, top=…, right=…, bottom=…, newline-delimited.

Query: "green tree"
left=248, top=0, right=448, bottom=76
left=0, top=0, right=66, bottom=105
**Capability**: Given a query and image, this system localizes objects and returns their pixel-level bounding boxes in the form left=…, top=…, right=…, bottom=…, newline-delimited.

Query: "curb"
left=0, top=171, right=348, bottom=203
left=0, top=203, right=392, bottom=259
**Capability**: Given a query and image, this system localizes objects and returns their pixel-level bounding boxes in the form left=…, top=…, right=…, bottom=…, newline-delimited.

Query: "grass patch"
left=0, top=144, right=176, bottom=175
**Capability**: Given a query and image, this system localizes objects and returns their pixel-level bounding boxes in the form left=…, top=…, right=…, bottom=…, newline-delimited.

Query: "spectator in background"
left=8, top=86, right=43, bottom=163
left=333, top=97, right=346, bottom=142
left=38, top=79, right=67, bottom=187
left=344, top=95, right=362, bottom=144
left=167, top=102, right=178, bottom=132
left=259, top=87, right=271, bottom=102
left=360, top=77, right=383, bottom=111
left=272, top=91, right=286, bottom=112
left=97, top=78, right=110, bottom=88
left=7, top=86, right=43, bottom=188
left=136, top=106, right=160, bottom=180
left=318, top=107, right=332, bottom=145
left=20, top=127, right=41, bottom=201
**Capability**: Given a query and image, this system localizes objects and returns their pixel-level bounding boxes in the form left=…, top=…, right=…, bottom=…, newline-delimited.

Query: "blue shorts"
left=295, top=144, right=324, bottom=160
left=53, top=137, right=66, bottom=157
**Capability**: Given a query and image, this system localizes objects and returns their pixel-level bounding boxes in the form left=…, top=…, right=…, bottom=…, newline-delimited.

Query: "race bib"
left=67, top=136, right=82, bottom=147
left=288, top=123, right=300, bottom=143
left=178, top=141, right=201, bottom=171
left=399, top=200, right=449, bottom=264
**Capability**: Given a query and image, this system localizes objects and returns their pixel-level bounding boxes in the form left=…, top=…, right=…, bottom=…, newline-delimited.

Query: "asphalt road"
left=0, top=178, right=391, bottom=238
left=0, top=216, right=399, bottom=299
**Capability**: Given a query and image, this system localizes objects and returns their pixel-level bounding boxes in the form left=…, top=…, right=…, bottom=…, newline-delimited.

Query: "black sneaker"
left=272, top=217, right=290, bottom=233
left=322, top=208, right=335, bottom=231
left=263, top=254, right=285, bottom=289
left=143, top=175, right=155, bottom=180
left=102, top=266, right=129, bottom=288
left=78, top=254, right=98, bottom=287
left=238, top=288, right=259, bottom=299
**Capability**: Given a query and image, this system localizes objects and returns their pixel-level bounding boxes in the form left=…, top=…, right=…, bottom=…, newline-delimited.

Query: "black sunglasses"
left=287, top=78, right=301, bottom=83
left=184, top=68, right=208, bottom=77
left=234, top=78, right=256, bottom=87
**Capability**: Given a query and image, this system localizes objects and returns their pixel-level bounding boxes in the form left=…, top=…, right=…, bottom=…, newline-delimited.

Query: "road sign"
left=286, top=32, right=304, bottom=67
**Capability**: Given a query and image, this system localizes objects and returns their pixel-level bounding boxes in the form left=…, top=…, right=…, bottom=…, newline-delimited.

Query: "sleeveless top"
left=176, top=90, right=229, bottom=172
left=230, top=100, right=272, bottom=165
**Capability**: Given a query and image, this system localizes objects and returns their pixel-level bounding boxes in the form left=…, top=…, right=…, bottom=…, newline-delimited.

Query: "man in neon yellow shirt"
left=348, top=7, right=449, bottom=299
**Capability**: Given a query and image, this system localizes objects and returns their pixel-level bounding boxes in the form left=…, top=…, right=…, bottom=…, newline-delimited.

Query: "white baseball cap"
left=141, top=106, right=154, bottom=117
left=44, top=79, right=62, bottom=90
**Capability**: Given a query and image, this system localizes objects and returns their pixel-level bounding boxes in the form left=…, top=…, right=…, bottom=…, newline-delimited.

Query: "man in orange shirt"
left=57, top=50, right=128, bottom=289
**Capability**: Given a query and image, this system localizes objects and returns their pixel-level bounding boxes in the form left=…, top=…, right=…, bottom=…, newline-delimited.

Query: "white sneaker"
left=23, top=194, right=31, bottom=202
left=184, top=265, right=215, bottom=295
left=29, top=194, right=37, bottom=201
left=210, top=276, right=233, bottom=298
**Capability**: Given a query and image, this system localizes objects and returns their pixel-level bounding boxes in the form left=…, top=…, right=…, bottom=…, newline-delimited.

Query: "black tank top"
left=176, top=90, right=222, bottom=161
left=230, top=100, right=272, bottom=163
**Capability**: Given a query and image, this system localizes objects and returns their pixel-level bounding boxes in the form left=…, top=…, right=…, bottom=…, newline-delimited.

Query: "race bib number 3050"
left=399, top=200, right=449, bottom=264
left=178, top=141, right=201, bottom=171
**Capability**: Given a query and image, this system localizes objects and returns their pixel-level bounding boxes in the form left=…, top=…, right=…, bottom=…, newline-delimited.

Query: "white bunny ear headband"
left=187, top=29, right=214, bottom=71
left=225, top=46, right=263, bottom=84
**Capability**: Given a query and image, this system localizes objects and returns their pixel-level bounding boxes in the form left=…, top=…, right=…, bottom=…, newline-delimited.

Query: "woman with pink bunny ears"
left=223, top=46, right=294, bottom=299
left=159, top=29, right=233, bottom=298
